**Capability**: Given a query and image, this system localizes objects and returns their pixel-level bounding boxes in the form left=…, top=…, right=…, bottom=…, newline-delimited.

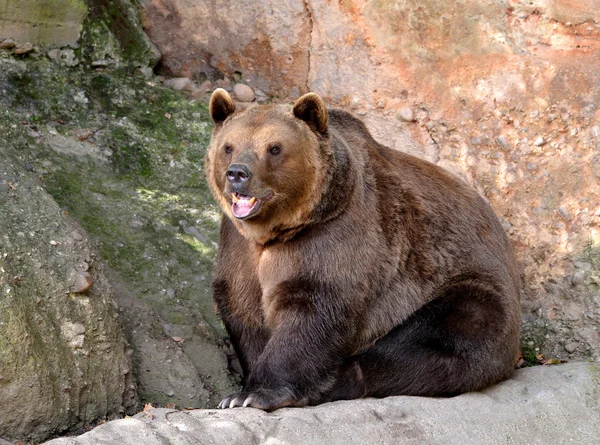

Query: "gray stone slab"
left=46, top=362, right=600, bottom=445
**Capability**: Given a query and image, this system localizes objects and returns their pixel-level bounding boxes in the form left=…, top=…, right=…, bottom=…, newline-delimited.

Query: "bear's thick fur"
left=206, top=89, right=520, bottom=410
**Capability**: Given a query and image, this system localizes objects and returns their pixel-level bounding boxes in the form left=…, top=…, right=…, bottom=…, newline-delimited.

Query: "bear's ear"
left=209, top=88, right=236, bottom=126
left=293, top=93, right=328, bottom=135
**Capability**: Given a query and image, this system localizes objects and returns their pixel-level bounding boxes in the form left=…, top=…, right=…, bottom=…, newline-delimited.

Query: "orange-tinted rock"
left=140, top=0, right=600, bottom=359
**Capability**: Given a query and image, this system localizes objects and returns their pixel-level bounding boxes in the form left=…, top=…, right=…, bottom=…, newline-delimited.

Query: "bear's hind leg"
left=327, top=280, right=518, bottom=401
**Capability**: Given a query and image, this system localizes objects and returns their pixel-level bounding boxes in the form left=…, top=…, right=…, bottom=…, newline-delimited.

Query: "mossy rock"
left=0, top=55, right=239, bottom=440
left=0, top=112, right=137, bottom=442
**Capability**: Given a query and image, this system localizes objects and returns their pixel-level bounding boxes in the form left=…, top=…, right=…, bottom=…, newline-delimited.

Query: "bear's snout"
left=226, top=163, right=252, bottom=187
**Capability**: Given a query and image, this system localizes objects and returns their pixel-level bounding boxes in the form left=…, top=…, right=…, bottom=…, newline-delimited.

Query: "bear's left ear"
left=293, top=93, right=328, bottom=135
left=210, top=88, right=236, bottom=126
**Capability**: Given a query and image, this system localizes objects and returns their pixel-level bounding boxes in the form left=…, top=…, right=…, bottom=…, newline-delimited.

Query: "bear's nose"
left=226, top=164, right=252, bottom=184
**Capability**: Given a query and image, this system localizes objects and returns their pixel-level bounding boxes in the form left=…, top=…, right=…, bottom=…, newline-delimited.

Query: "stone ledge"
left=46, top=362, right=600, bottom=445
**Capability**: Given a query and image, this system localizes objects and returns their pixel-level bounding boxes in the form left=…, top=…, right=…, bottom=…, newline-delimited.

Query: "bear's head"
left=206, top=89, right=333, bottom=244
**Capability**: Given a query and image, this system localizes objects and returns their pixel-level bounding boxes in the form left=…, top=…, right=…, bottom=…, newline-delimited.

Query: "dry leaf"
left=143, top=403, right=154, bottom=419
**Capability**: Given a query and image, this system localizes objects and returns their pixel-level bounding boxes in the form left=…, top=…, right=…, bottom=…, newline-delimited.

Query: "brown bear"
left=205, top=88, right=520, bottom=410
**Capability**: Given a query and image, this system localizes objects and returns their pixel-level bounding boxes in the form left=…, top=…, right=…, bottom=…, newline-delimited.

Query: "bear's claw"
left=218, top=388, right=295, bottom=411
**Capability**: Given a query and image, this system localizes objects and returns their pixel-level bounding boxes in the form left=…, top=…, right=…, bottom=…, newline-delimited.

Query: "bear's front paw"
left=218, top=387, right=297, bottom=410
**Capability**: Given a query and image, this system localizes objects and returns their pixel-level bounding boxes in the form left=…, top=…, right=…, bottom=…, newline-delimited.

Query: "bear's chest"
left=256, top=246, right=303, bottom=327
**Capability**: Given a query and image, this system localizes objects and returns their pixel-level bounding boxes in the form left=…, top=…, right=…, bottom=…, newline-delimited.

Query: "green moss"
left=2, top=58, right=222, bottom=331
left=519, top=322, right=549, bottom=366
left=80, top=0, right=160, bottom=67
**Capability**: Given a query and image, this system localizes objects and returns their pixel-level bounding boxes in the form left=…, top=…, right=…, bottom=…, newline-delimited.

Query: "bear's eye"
left=224, top=144, right=233, bottom=154
left=268, top=145, right=281, bottom=155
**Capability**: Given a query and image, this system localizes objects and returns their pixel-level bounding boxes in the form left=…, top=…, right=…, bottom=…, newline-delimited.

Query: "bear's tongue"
left=232, top=195, right=257, bottom=218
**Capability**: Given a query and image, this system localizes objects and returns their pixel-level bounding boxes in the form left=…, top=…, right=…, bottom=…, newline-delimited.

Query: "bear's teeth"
left=249, top=197, right=256, bottom=205
left=232, top=194, right=239, bottom=203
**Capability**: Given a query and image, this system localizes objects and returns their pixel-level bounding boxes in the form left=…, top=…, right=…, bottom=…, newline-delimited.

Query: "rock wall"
left=0, top=0, right=87, bottom=46
left=0, top=51, right=239, bottom=441
left=141, top=0, right=600, bottom=361
left=0, top=112, right=137, bottom=442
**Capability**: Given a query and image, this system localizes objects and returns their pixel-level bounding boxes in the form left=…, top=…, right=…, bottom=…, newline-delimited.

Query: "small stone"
left=72, top=231, right=83, bottom=241
left=397, top=106, right=415, bottom=122
left=500, top=218, right=512, bottom=232
left=496, top=135, right=509, bottom=150
left=163, top=77, right=193, bottom=91
left=534, top=137, right=546, bottom=146
left=517, top=12, right=528, bottom=19
left=59, top=49, right=78, bottom=67
left=564, top=342, right=578, bottom=353
left=557, top=205, right=571, bottom=221
left=166, top=389, right=175, bottom=397
left=425, top=121, right=435, bottom=130
left=471, top=136, right=484, bottom=145
left=233, top=83, right=255, bottom=102
left=13, top=42, right=34, bottom=55
left=166, top=287, right=175, bottom=299
left=571, top=271, right=585, bottom=286
left=50, top=240, right=58, bottom=246
left=573, top=261, right=592, bottom=271
left=526, top=162, right=537, bottom=171
left=71, top=323, right=86, bottom=335
left=69, top=272, right=94, bottom=293
left=0, top=38, right=16, bottom=49
left=47, top=48, right=62, bottom=61
left=255, top=89, right=269, bottom=102
left=532, top=206, right=545, bottom=216
left=91, top=59, right=115, bottom=68
left=191, top=80, right=212, bottom=98
left=139, top=66, right=154, bottom=79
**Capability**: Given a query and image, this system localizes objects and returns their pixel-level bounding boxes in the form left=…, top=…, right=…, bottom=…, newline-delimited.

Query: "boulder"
left=45, top=362, right=600, bottom=444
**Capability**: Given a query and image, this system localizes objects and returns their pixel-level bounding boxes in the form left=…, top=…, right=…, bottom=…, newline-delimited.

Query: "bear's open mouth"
left=231, top=192, right=272, bottom=219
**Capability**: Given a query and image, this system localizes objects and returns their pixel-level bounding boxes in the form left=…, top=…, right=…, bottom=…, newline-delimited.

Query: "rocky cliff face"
left=0, top=106, right=138, bottom=441
left=0, top=54, right=240, bottom=442
left=0, top=1, right=236, bottom=442
left=143, top=0, right=600, bottom=362
left=1, top=0, right=599, bottom=442
left=0, top=0, right=87, bottom=46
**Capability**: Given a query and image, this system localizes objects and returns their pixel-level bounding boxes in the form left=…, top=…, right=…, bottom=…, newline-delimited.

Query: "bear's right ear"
left=209, top=88, right=236, bottom=126
left=293, top=93, right=328, bottom=136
